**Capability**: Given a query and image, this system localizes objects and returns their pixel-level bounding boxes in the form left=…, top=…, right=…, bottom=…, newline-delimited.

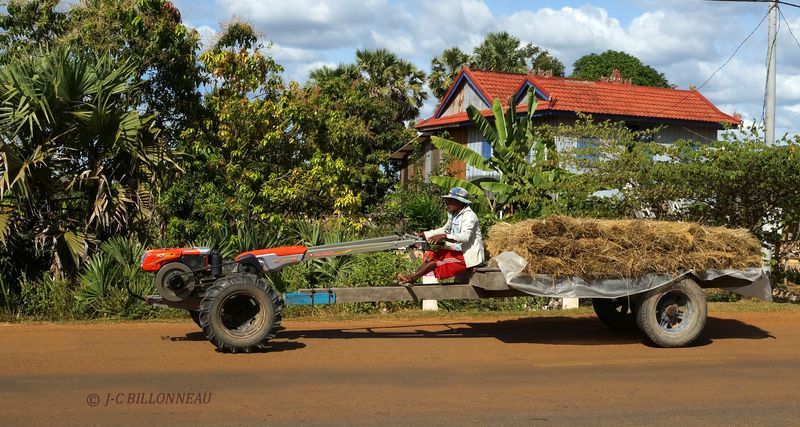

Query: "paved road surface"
left=2, top=310, right=799, bottom=426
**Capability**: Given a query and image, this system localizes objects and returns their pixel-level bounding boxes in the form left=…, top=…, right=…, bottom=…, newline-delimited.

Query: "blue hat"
left=442, top=187, right=472, bottom=204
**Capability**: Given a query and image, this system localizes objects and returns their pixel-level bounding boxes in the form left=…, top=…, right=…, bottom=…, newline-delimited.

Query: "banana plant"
left=431, top=86, right=569, bottom=216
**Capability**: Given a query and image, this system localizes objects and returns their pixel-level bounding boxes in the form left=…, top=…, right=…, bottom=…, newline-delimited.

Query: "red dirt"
left=2, top=310, right=799, bottom=425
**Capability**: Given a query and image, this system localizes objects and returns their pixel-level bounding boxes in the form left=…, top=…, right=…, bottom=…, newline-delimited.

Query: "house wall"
left=405, top=117, right=720, bottom=185
left=442, top=85, right=487, bottom=116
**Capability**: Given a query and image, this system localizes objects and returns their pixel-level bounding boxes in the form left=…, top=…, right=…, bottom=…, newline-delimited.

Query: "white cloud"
left=214, top=0, right=393, bottom=49
left=186, top=23, right=218, bottom=51
left=269, top=44, right=318, bottom=63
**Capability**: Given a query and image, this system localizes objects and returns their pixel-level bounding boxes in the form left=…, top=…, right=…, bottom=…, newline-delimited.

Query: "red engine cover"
left=141, top=248, right=208, bottom=272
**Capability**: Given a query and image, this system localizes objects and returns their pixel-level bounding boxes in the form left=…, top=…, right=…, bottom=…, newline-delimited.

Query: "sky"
left=171, top=0, right=800, bottom=138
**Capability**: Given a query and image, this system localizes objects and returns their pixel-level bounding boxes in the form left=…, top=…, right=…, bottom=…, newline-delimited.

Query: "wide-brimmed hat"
left=442, top=187, right=472, bottom=204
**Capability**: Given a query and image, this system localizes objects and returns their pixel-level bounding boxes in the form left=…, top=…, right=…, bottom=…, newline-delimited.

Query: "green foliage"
left=376, top=170, right=449, bottom=233
left=62, top=0, right=203, bottom=140
left=0, top=0, right=67, bottom=62
left=75, top=236, right=157, bottom=318
left=162, top=24, right=292, bottom=239
left=354, top=48, right=428, bottom=121
left=0, top=46, right=171, bottom=274
left=431, top=87, right=570, bottom=217
left=429, top=46, right=470, bottom=99
left=19, top=274, right=77, bottom=319
left=333, top=252, right=416, bottom=287
left=468, top=32, right=564, bottom=76
left=571, top=50, right=671, bottom=88
left=298, top=50, right=424, bottom=212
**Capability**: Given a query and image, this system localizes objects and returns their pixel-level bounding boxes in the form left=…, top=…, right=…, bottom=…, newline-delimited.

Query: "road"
left=1, top=309, right=799, bottom=426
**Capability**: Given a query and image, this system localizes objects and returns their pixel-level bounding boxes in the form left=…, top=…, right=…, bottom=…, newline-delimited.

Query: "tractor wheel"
left=636, top=278, right=707, bottom=348
left=188, top=310, right=202, bottom=328
left=199, top=274, right=283, bottom=353
left=592, top=297, right=638, bottom=330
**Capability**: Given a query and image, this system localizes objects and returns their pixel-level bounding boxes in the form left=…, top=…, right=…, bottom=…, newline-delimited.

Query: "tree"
left=0, top=47, right=169, bottom=276
left=521, top=43, right=565, bottom=77
left=471, top=31, right=526, bottom=72
left=430, top=88, right=570, bottom=217
left=61, top=0, right=203, bottom=142
left=571, top=50, right=671, bottom=88
left=354, top=48, right=427, bottom=122
left=299, top=57, right=421, bottom=213
left=429, top=47, right=470, bottom=99
left=469, top=32, right=564, bottom=77
left=0, top=0, right=67, bottom=62
left=160, top=22, right=292, bottom=239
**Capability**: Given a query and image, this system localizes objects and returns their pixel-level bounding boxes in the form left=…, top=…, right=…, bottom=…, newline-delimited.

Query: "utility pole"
left=766, top=0, right=778, bottom=145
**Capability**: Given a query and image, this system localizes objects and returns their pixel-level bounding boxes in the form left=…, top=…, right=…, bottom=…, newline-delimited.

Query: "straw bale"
left=486, top=216, right=763, bottom=279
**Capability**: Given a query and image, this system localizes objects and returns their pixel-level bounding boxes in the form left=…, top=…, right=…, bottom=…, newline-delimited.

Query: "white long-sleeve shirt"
left=424, top=206, right=485, bottom=268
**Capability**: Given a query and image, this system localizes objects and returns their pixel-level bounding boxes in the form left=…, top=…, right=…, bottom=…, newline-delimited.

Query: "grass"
left=708, top=300, right=800, bottom=313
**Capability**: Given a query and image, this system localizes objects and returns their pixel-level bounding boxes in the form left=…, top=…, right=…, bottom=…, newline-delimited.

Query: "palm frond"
left=431, top=135, right=492, bottom=171
left=466, top=105, right=497, bottom=145
left=492, top=98, right=507, bottom=145
left=429, top=175, right=490, bottom=207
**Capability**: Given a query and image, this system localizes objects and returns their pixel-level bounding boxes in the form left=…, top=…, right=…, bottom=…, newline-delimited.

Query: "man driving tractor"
left=397, top=187, right=485, bottom=285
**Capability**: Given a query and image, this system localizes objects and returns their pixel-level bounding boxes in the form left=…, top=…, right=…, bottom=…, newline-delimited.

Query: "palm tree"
left=429, top=46, right=470, bottom=99
left=308, top=63, right=361, bottom=83
left=355, top=48, right=428, bottom=121
left=470, top=31, right=527, bottom=73
left=0, top=47, right=171, bottom=274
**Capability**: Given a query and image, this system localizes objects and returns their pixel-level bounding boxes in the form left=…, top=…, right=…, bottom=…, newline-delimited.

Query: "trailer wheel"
left=199, top=274, right=283, bottom=353
left=592, top=297, right=638, bottom=330
left=636, top=278, right=707, bottom=348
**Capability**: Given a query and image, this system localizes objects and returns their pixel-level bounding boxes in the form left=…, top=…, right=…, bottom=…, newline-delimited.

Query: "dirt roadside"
left=2, top=308, right=799, bottom=426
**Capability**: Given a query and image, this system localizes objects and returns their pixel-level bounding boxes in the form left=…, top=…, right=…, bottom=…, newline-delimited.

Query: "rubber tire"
left=636, top=278, right=707, bottom=348
left=188, top=310, right=202, bottom=328
left=592, top=297, right=638, bottom=330
left=199, top=274, right=283, bottom=353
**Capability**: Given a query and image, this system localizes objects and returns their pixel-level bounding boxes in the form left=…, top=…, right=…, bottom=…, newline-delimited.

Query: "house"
left=391, top=67, right=740, bottom=182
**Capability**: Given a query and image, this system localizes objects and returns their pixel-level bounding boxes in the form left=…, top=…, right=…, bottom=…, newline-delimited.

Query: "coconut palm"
left=0, top=47, right=171, bottom=274
left=429, top=46, right=469, bottom=99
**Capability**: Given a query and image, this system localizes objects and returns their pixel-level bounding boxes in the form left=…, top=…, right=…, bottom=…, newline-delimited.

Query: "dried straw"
left=486, top=216, right=762, bottom=279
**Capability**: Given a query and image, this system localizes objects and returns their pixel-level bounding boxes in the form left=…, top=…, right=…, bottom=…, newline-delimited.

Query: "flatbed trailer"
left=141, top=235, right=768, bottom=352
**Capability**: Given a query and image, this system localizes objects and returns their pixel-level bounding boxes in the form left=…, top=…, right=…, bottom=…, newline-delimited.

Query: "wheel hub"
left=219, top=292, right=265, bottom=339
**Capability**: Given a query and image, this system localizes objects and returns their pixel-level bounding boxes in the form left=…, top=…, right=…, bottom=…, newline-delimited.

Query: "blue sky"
left=171, top=0, right=800, bottom=137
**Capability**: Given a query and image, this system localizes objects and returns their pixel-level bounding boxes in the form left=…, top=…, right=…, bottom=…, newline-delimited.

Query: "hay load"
left=486, top=216, right=763, bottom=279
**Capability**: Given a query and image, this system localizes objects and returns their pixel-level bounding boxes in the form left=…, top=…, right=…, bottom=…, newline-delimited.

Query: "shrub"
left=75, top=237, right=160, bottom=318
left=19, top=274, right=78, bottom=319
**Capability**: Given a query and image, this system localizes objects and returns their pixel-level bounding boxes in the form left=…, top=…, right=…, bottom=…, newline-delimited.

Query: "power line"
left=707, top=0, right=800, bottom=8
left=780, top=7, right=800, bottom=49
left=656, top=9, right=769, bottom=118
left=700, top=10, right=769, bottom=93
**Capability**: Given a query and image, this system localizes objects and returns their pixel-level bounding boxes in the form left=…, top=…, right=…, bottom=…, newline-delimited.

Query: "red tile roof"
left=419, top=67, right=740, bottom=130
